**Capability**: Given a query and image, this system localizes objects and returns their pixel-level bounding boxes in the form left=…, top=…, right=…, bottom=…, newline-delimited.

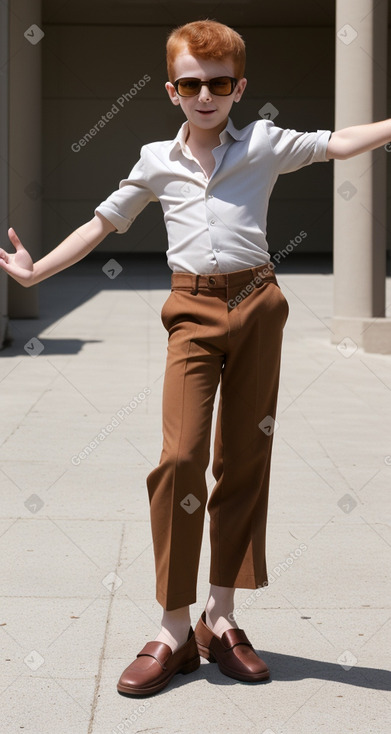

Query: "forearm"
left=328, top=119, right=391, bottom=159
left=32, top=214, right=115, bottom=286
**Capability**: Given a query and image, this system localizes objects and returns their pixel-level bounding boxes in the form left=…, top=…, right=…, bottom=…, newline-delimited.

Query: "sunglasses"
left=173, top=76, right=238, bottom=97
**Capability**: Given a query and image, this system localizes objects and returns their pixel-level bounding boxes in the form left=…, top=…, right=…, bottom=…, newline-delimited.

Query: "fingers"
left=8, top=227, right=23, bottom=251
left=0, top=258, right=25, bottom=285
left=0, top=255, right=11, bottom=272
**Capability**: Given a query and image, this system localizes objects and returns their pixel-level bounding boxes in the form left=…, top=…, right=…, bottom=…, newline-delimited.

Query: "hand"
left=0, top=228, right=35, bottom=287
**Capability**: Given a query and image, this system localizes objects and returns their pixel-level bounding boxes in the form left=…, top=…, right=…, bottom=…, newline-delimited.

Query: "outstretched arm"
left=327, top=118, right=391, bottom=160
left=0, top=212, right=115, bottom=287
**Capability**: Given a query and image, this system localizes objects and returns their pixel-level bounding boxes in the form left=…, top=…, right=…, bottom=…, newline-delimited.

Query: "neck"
left=185, top=116, right=229, bottom=148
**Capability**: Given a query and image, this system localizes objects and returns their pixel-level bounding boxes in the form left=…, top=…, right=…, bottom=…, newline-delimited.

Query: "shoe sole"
left=117, top=655, right=200, bottom=696
left=196, top=640, right=270, bottom=682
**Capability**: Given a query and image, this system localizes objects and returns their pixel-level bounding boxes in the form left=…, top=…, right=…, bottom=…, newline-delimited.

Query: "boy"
left=1, top=19, right=390, bottom=697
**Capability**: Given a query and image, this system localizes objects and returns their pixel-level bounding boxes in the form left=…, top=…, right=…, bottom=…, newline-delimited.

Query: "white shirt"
left=95, top=116, right=332, bottom=274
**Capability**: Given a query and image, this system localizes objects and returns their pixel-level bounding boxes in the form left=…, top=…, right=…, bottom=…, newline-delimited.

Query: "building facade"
left=0, top=0, right=390, bottom=351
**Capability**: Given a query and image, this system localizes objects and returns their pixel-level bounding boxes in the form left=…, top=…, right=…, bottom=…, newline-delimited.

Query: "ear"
left=233, top=77, right=247, bottom=103
left=165, top=81, right=181, bottom=106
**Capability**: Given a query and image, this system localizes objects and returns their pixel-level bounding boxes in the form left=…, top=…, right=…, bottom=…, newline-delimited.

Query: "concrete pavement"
left=0, top=254, right=390, bottom=734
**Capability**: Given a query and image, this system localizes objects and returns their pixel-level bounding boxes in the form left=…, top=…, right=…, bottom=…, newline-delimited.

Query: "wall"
left=40, top=20, right=375, bottom=258
left=0, top=0, right=9, bottom=348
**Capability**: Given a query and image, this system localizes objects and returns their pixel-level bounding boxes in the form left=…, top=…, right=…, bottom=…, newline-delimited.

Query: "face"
left=165, top=47, right=247, bottom=132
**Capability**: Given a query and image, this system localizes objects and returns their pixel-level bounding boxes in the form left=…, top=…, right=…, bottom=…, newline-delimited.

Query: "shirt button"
left=208, top=194, right=213, bottom=199
left=210, top=219, right=216, bottom=225
left=214, top=248, right=220, bottom=253
left=208, top=277, right=216, bottom=285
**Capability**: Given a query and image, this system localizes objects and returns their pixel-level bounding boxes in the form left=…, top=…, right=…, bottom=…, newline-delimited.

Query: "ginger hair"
left=166, top=19, right=246, bottom=83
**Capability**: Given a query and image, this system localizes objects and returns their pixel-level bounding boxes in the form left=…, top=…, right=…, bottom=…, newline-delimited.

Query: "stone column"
left=332, top=0, right=391, bottom=353
left=0, top=0, right=9, bottom=348
left=8, top=0, right=43, bottom=318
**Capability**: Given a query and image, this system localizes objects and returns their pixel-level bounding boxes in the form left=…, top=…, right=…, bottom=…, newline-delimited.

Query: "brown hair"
left=166, top=19, right=246, bottom=83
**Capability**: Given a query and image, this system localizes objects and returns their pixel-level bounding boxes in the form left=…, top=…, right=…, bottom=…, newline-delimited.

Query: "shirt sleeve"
left=94, top=145, right=159, bottom=233
left=265, top=120, right=332, bottom=174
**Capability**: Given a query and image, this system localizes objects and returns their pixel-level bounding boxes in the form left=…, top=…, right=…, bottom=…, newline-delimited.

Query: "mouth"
left=196, top=109, right=216, bottom=115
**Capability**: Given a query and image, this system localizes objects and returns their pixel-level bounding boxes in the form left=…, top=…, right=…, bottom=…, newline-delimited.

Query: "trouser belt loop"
left=190, top=274, right=199, bottom=295
left=251, top=264, right=275, bottom=288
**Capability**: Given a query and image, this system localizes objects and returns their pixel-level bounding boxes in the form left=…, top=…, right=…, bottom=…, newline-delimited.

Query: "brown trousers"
left=146, top=263, right=289, bottom=610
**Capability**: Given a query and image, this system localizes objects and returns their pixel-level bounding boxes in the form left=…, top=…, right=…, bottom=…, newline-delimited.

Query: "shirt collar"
left=170, top=116, right=247, bottom=154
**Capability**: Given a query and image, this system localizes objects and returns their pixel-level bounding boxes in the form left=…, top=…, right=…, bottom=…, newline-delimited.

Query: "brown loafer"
left=117, top=625, right=200, bottom=696
left=194, top=611, right=269, bottom=682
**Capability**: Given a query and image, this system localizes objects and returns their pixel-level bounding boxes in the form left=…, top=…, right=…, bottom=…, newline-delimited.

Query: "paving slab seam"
left=87, top=521, right=125, bottom=734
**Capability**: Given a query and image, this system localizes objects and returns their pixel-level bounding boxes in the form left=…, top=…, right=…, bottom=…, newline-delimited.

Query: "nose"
left=197, top=82, right=212, bottom=102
